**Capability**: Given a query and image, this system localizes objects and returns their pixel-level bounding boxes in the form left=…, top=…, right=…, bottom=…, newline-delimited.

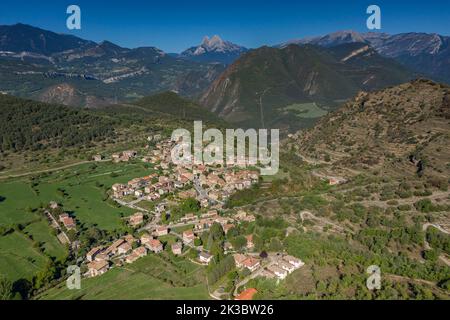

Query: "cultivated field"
left=37, top=253, right=210, bottom=300
left=0, top=160, right=155, bottom=281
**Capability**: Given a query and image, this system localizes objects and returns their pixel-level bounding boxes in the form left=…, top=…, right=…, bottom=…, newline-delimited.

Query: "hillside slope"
left=282, top=30, right=450, bottom=84
left=290, top=79, right=450, bottom=178
left=200, top=43, right=415, bottom=130
left=0, top=94, right=116, bottom=152
left=132, top=91, right=227, bottom=124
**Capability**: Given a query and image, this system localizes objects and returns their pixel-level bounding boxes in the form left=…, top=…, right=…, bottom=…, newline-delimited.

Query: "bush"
left=397, top=204, right=411, bottom=211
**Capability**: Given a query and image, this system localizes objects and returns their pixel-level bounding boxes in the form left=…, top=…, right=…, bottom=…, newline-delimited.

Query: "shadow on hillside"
left=12, top=278, right=32, bottom=300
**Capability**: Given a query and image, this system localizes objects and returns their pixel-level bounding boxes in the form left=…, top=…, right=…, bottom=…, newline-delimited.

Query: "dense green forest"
left=0, top=95, right=117, bottom=152
left=0, top=92, right=228, bottom=154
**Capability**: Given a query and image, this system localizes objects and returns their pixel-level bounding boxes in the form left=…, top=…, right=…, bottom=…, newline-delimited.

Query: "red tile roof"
left=235, top=288, right=258, bottom=300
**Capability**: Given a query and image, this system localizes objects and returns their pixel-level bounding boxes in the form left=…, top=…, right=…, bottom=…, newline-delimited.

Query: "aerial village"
left=49, top=134, right=304, bottom=299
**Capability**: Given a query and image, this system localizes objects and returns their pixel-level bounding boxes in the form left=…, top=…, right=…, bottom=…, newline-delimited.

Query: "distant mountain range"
left=200, top=42, right=416, bottom=130
left=1, top=24, right=449, bottom=131
left=178, top=35, right=248, bottom=64
left=280, top=30, right=450, bottom=84
left=0, top=24, right=226, bottom=106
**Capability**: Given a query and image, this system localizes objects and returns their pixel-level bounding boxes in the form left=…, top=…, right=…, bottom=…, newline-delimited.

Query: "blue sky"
left=1, top=0, right=449, bottom=52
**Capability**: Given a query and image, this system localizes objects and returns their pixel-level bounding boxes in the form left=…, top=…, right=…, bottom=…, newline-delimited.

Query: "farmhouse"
left=103, top=239, right=125, bottom=257
left=129, top=212, right=144, bottom=227
left=283, top=255, right=304, bottom=268
left=95, top=253, right=109, bottom=262
left=242, top=257, right=260, bottom=272
left=181, top=213, right=196, bottom=223
left=182, top=230, right=195, bottom=244
left=233, top=253, right=247, bottom=268
left=93, top=155, right=103, bottom=161
left=245, top=235, right=254, bottom=250
left=278, top=261, right=296, bottom=274
left=59, top=214, right=76, bottom=230
left=147, top=239, right=163, bottom=253
left=86, top=246, right=103, bottom=262
left=154, top=226, right=169, bottom=237
left=87, top=260, right=109, bottom=277
left=117, top=242, right=132, bottom=255
left=123, top=234, right=136, bottom=245
left=261, top=269, right=276, bottom=279
left=171, top=242, right=183, bottom=255
left=199, top=251, right=213, bottom=264
left=126, top=246, right=147, bottom=263
left=202, top=210, right=219, bottom=219
left=140, top=233, right=152, bottom=246
left=267, top=265, right=287, bottom=280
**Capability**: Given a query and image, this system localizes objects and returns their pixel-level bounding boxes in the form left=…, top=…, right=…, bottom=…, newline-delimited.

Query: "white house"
left=283, top=255, right=304, bottom=269
left=199, top=252, right=213, bottom=264
left=267, top=265, right=287, bottom=280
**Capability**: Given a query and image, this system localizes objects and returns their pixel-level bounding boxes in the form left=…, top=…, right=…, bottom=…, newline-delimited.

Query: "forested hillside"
left=0, top=95, right=117, bottom=152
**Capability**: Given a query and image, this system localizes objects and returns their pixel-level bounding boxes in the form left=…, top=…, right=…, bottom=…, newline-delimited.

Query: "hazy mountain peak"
left=180, top=35, right=248, bottom=64
left=197, top=35, right=237, bottom=53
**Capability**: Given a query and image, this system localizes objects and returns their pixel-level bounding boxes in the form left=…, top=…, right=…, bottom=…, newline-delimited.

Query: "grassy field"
left=284, top=103, right=328, bottom=119
left=24, top=220, right=68, bottom=260
left=0, top=161, right=152, bottom=230
left=0, top=231, right=49, bottom=281
left=0, top=160, right=155, bottom=282
left=38, top=253, right=210, bottom=300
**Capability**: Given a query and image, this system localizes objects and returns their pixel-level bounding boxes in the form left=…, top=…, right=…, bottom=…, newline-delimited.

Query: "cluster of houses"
left=85, top=230, right=182, bottom=277
left=233, top=253, right=304, bottom=281
left=176, top=209, right=256, bottom=250
left=262, top=255, right=304, bottom=280
left=111, top=138, right=260, bottom=210
left=192, top=210, right=255, bottom=236
left=86, top=209, right=259, bottom=277
left=265, top=255, right=304, bottom=280
left=128, top=212, right=145, bottom=227
left=112, top=150, right=138, bottom=163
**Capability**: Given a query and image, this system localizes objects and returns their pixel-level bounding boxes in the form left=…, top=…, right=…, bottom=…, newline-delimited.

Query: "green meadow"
left=0, top=231, right=49, bottom=280
left=284, top=102, right=328, bottom=119
left=0, top=161, right=155, bottom=282
left=38, top=253, right=210, bottom=300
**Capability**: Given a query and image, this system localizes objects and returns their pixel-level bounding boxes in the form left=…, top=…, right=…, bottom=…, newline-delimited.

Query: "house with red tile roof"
left=147, top=239, right=163, bottom=253
left=154, top=226, right=169, bottom=237
left=86, top=246, right=103, bottom=262
left=87, top=260, right=109, bottom=277
left=235, top=288, right=257, bottom=300
left=242, top=257, right=260, bottom=272
left=126, top=246, right=147, bottom=264
left=182, top=230, right=195, bottom=244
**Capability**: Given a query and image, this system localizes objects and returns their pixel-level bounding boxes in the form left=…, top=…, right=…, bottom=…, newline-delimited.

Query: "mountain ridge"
left=289, top=79, right=450, bottom=178
left=200, top=42, right=416, bottom=130
left=279, top=30, right=450, bottom=83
